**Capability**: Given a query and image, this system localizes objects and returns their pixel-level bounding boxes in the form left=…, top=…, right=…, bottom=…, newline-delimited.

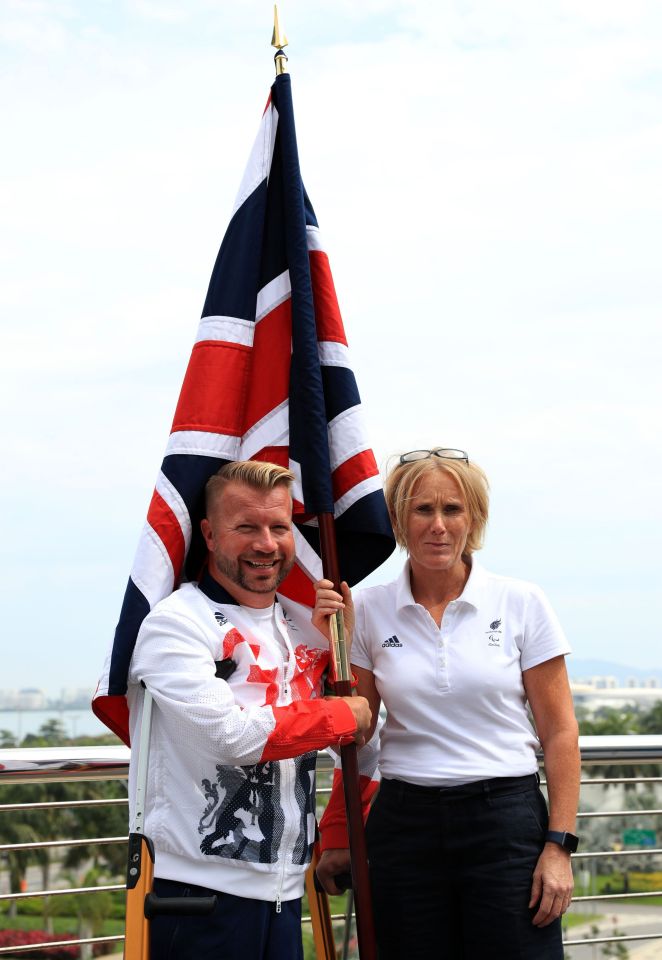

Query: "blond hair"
left=205, top=461, right=295, bottom=514
left=385, top=455, right=489, bottom=554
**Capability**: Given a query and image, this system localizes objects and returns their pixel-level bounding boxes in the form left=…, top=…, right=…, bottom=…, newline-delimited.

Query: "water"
left=0, top=707, right=110, bottom=742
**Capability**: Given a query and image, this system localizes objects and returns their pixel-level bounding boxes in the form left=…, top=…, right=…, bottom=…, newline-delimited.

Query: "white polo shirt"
left=351, top=561, right=571, bottom=786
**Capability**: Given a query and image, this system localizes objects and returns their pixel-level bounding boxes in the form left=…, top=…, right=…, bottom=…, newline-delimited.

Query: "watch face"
left=564, top=832, right=579, bottom=853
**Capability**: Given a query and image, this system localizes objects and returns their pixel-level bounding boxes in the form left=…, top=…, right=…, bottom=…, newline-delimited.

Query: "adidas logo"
left=382, top=635, right=403, bottom=648
left=214, top=611, right=229, bottom=627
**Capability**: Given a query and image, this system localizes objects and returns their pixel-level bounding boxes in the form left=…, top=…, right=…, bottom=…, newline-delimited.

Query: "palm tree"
left=56, top=867, right=115, bottom=960
left=0, top=818, right=38, bottom=920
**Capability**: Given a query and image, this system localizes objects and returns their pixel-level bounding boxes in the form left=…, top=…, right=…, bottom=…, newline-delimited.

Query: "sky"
left=1, top=0, right=661, bottom=695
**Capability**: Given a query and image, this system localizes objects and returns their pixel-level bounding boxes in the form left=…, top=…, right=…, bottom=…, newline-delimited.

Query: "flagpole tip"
left=271, top=4, right=288, bottom=75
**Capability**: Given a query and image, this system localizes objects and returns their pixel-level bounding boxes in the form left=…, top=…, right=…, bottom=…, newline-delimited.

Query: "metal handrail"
left=578, top=808, right=662, bottom=817
left=573, top=847, right=662, bottom=860
left=2, top=735, right=661, bottom=783
left=0, top=797, right=127, bottom=813
left=1, top=737, right=662, bottom=956
left=0, top=744, right=336, bottom=784
left=0, top=883, right=124, bottom=902
left=0, top=836, right=126, bottom=853
left=0, top=745, right=131, bottom=784
left=577, top=734, right=662, bottom=761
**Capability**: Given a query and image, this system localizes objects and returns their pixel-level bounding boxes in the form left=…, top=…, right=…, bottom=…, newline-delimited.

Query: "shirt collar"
left=457, top=559, right=487, bottom=610
left=198, top=569, right=240, bottom=606
left=395, top=557, right=487, bottom=612
left=394, top=563, right=417, bottom=610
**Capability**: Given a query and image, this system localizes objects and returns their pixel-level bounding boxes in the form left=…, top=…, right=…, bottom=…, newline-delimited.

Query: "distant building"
left=589, top=676, right=618, bottom=690
left=1, top=687, right=94, bottom=710
left=57, top=688, right=94, bottom=709
left=16, top=688, right=47, bottom=710
left=0, top=690, right=19, bottom=709
left=571, top=676, right=662, bottom=714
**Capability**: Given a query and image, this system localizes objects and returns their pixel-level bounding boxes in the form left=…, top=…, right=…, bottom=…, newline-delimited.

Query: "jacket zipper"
left=275, top=614, right=298, bottom=910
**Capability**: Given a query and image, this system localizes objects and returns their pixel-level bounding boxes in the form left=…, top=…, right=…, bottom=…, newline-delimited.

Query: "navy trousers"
left=149, top=878, right=304, bottom=960
left=365, top=773, right=563, bottom=960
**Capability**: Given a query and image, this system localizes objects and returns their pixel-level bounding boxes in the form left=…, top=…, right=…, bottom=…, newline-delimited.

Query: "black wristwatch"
left=545, top=830, right=579, bottom=853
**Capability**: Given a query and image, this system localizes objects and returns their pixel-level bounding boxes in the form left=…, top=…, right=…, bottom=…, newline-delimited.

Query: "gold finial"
left=271, top=4, right=288, bottom=75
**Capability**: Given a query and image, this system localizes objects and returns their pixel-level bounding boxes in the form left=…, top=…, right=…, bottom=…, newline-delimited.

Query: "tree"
left=578, top=706, right=641, bottom=736
left=21, top=717, right=69, bottom=747
left=61, top=780, right=129, bottom=878
left=0, top=816, right=38, bottom=919
left=54, top=867, right=115, bottom=960
left=637, top=700, right=662, bottom=735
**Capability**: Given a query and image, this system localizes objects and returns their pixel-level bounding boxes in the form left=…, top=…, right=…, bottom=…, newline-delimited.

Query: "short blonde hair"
left=385, top=455, right=489, bottom=554
left=205, top=460, right=295, bottom=514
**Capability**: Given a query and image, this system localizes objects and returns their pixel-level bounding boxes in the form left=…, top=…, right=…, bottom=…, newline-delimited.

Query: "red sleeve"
left=318, top=767, right=379, bottom=851
left=259, top=698, right=356, bottom=762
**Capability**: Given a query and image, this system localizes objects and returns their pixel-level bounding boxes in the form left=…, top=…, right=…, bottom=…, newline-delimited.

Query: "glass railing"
left=1, top=737, right=661, bottom=958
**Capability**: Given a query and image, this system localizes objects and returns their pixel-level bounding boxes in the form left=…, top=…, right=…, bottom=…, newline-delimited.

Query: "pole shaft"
left=318, top=513, right=377, bottom=960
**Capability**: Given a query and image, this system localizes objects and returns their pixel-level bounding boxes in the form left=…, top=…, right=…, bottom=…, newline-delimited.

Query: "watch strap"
left=545, top=830, right=579, bottom=853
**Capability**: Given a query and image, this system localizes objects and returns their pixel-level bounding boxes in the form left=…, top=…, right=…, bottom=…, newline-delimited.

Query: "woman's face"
left=405, top=469, right=472, bottom=577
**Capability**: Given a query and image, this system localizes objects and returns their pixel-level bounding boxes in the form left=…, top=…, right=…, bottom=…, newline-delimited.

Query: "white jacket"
left=127, top=572, right=355, bottom=903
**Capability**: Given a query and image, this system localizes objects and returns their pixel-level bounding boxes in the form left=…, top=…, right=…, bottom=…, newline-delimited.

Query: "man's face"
left=200, top=480, right=296, bottom=607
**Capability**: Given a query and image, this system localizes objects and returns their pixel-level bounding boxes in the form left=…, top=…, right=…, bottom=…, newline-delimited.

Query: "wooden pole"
left=270, top=9, right=376, bottom=956
left=319, top=513, right=377, bottom=960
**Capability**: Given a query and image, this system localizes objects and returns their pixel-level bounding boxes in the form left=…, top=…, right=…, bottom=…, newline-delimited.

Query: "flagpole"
left=271, top=11, right=377, bottom=958
left=318, top=515, right=377, bottom=960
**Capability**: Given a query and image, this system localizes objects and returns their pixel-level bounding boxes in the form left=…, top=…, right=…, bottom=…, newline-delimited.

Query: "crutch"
left=305, top=841, right=339, bottom=960
left=124, top=685, right=217, bottom=959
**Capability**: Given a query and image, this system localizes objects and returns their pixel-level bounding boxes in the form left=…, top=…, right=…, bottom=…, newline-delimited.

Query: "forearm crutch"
left=124, top=685, right=216, bottom=960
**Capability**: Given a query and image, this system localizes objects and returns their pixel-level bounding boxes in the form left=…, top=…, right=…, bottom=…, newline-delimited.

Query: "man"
left=127, top=459, right=370, bottom=960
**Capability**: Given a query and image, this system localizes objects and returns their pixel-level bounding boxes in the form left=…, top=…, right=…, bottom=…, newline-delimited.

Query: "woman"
left=315, top=447, right=580, bottom=960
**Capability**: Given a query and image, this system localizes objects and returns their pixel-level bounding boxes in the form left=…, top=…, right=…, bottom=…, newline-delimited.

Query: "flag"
left=93, top=72, right=395, bottom=744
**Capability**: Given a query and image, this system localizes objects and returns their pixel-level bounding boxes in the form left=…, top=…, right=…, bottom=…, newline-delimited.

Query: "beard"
left=212, top=550, right=295, bottom=595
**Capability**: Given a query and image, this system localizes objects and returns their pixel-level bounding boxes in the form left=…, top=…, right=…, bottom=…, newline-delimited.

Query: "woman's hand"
left=529, top=844, right=574, bottom=926
left=312, top=579, right=355, bottom=650
left=315, top=848, right=352, bottom=896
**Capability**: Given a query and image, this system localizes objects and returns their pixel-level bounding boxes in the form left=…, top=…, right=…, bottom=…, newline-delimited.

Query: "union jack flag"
left=93, top=73, right=395, bottom=744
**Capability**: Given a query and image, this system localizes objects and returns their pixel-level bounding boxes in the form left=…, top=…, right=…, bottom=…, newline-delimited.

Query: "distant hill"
left=568, top=658, right=662, bottom=684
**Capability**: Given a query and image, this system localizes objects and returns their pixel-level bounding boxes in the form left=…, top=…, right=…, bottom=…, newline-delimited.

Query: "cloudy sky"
left=1, top=0, right=661, bottom=696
